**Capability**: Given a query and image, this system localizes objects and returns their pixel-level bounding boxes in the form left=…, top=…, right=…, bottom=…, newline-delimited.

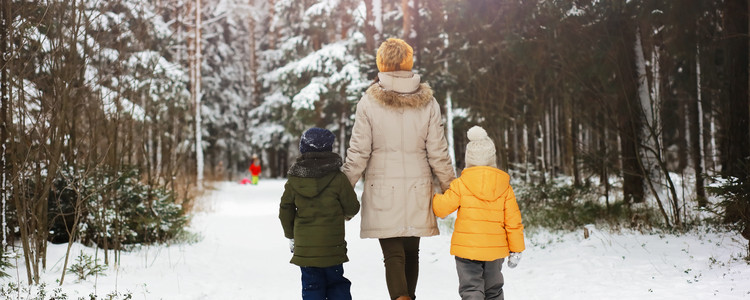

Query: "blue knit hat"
left=300, top=127, right=335, bottom=154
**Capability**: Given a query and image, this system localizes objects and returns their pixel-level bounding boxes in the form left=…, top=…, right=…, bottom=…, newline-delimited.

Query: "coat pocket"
left=367, top=180, right=395, bottom=211
left=410, top=179, right=433, bottom=210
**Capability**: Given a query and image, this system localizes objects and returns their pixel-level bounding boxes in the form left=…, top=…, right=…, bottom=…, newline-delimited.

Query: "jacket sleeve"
left=432, top=178, right=461, bottom=218
left=503, top=186, right=526, bottom=253
left=342, top=97, right=372, bottom=186
left=426, top=99, right=456, bottom=191
left=338, top=173, right=361, bottom=219
left=279, top=182, right=296, bottom=239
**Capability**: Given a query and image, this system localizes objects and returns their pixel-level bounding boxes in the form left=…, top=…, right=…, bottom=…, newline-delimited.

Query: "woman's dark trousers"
left=379, top=237, right=420, bottom=300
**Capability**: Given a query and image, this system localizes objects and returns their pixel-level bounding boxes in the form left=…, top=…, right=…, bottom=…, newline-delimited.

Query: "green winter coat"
left=279, top=152, right=360, bottom=267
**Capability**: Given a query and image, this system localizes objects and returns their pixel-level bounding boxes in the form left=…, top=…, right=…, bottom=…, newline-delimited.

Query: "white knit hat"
left=465, top=126, right=497, bottom=168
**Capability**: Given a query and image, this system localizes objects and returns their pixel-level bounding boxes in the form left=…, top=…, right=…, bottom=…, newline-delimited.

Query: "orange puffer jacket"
left=433, top=166, right=525, bottom=261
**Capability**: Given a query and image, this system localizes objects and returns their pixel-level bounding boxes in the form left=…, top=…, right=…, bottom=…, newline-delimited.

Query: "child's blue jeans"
left=300, top=264, right=352, bottom=300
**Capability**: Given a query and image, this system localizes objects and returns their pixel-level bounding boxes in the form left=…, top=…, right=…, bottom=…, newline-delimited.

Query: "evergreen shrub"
left=706, top=173, right=750, bottom=259
left=45, top=167, right=188, bottom=249
left=0, top=251, right=13, bottom=278
left=514, top=178, right=658, bottom=230
left=67, top=251, right=107, bottom=281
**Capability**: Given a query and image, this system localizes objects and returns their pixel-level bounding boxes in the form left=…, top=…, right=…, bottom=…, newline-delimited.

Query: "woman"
left=342, top=38, right=456, bottom=300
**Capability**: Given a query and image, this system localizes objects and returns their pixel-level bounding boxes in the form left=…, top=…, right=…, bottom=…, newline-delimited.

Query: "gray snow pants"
left=455, top=256, right=505, bottom=300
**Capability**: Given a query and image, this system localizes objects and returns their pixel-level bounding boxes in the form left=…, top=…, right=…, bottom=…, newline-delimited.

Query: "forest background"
left=1, top=0, right=749, bottom=287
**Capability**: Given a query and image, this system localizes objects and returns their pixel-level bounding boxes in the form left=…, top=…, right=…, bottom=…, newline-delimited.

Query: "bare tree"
left=1, top=0, right=12, bottom=252
left=194, top=0, right=205, bottom=189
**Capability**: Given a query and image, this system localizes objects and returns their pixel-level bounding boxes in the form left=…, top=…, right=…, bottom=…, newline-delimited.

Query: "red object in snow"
left=249, top=162, right=261, bottom=176
left=240, top=178, right=252, bottom=185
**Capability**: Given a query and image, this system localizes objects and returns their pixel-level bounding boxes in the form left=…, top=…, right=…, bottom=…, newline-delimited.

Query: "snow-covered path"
left=6, top=179, right=750, bottom=299
left=187, top=180, right=459, bottom=299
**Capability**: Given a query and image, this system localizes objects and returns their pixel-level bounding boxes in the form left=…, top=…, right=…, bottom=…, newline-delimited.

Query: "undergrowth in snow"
left=1, top=180, right=748, bottom=299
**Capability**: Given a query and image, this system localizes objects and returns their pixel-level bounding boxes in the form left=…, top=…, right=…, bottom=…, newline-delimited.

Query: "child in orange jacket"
left=433, top=126, right=525, bottom=300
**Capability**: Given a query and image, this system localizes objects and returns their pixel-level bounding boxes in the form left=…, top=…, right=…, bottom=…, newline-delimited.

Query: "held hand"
left=289, top=239, right=295, bottom=253
left=507, top=252, right=522, bottom=268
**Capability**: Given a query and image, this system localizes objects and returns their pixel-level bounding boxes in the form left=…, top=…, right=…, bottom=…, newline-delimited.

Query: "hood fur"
left=365, top=83, right=433, bottom=109
left=287, top=152, right=343, bottom=178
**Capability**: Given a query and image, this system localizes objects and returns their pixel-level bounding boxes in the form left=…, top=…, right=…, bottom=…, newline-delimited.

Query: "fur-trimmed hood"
left=366, top=71, right=433, bottom=109
left=287, top=152, right=343, bottom=179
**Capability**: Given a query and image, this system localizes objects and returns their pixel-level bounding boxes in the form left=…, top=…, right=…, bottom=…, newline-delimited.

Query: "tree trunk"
left=412, top=0, right=420, bottom=62
left=401, top=0, right=410, bottom=40
left=563, top=91, right=575, bottom=183
left=364, top=0, right=375, bottom=51
left=375, top=0, right=383, bottom=38
left=600, top=111, right=611, bottom=210
left=690, top=36, right=707, bottom=207
left=523, top=106, right=530, bottom=180
left=720, top=0, right=750, bottom=179
left=445, top=90, right=456, bottom=170
left=613, top=3, right=645, bottom=204
left=0, top=0, right=10, bottom=250
left=268, top=0, right=277, bottom=49
left=249, top=8, right=259, bottom=105
left=195, top=0, right=204, bottom=189
left=340, top=99, right=348, bottom=159
left=572, top=110, right=581, bottom=186
left=699, top=51, right=716, bottom=173
left=677, top=99, right=689, bottom=171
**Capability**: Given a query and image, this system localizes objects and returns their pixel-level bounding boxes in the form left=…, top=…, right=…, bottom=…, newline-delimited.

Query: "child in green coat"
left=279, top=127, right=361, bottom=300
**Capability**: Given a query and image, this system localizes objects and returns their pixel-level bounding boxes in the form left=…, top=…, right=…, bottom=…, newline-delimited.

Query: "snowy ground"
left=3, top=179, right=750, bottom=299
